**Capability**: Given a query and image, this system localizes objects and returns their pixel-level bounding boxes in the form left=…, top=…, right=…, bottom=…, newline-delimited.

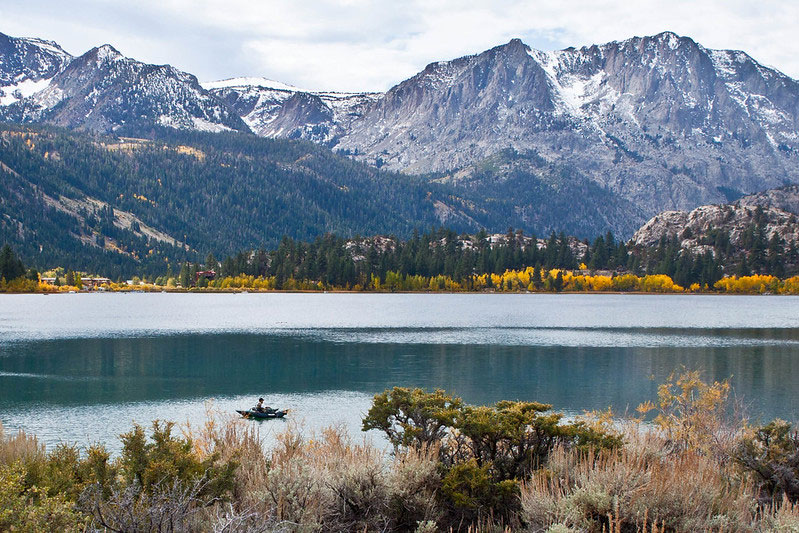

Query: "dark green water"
left=1, top=293, right=798, bottom=449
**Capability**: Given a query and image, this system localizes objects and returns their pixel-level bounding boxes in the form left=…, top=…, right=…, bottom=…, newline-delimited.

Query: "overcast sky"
left=1, top=1, right=795, bottom=92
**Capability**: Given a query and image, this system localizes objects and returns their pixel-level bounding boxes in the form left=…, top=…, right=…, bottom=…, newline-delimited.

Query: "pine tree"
left=0, top=244, right=25, bottom=282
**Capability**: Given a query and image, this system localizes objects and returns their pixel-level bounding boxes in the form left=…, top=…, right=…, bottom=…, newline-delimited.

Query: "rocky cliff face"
left=632, top=185, right=799, bottom=257
left=221, top=32, right=799, bottom=219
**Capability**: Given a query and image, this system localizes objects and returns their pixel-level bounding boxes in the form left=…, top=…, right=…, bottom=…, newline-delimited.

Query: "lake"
left=1, top=293, right=798, bottom=452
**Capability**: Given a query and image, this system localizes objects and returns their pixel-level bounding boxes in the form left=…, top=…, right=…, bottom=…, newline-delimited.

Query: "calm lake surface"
left=1, top=293, right=798, bottom=451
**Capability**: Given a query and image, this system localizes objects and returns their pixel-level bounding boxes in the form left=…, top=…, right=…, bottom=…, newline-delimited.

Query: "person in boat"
left=255, top=398, right=266, bottom=412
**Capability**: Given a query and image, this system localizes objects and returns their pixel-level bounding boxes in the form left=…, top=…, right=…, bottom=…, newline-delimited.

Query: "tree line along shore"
left=3, top=223, right=799, bottom=294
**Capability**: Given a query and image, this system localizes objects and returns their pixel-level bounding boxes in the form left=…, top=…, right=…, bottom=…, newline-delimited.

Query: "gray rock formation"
left=735, top=185, right=799, bottom=215
left=222, top=32, right=799, bottom=220
left=632, top=189, right=799, bottom=256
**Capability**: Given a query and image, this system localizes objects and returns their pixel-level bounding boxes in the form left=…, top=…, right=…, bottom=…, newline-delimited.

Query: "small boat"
left=236, top=408, right=288, bottom=420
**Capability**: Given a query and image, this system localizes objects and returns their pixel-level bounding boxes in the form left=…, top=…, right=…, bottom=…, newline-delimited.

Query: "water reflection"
left=2, top=331, right=798, bottom=423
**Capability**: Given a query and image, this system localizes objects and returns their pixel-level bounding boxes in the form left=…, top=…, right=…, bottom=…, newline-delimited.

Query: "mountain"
left=224, top=32, right=799, bottom=220
left=0, top=33, right=72, bottom=106
left=3, top=30, right=799, bottom=243
left=0, top=34, right=249, bottom=134
left=204, top=77, right=379, bottom=142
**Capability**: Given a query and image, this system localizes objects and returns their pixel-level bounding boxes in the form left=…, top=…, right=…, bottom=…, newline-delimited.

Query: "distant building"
left=82, top=277, right=112, bottom=289
left=40, top=277, right=111, bottom=289
left=195, top=270, right=216, bottom=283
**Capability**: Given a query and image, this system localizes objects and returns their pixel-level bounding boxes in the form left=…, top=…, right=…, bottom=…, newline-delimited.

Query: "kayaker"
left=255, top=398, right=266, bottom=412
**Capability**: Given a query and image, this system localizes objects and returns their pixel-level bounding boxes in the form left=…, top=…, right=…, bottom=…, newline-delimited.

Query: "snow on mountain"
left=3, top=29, right=799, bottom=235
left=322, top=32, right=799, bottom=218
left=201, top=77, right=305, bottom=92
left=1, top=42, right=249, bottom=134
left=0, top=32, right=72, bottom=106
left=200, top=32, right=799, bottom=224
left=206, top=79, right=380, bottom=140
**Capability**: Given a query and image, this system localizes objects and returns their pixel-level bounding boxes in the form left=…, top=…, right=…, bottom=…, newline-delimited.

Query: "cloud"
left=1, top=0, right=797, bottom=91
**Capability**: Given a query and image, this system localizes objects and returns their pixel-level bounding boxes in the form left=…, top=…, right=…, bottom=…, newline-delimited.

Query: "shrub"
left=0, top=421, right=45, bottom=465
left=521, top=442, right=755, bottom=532
left=80, top=477, right=208, bottom=533
left=736, top=419, right=799, bottom=504
left=118, top=421, right=237, bottom=501
left=362, top=387, right=462, bottom=449
left=637, top=369, right=738, bottom=461
left=0, top=463, right=86, bottom=532
left=440, top=460, right=520, bottom=527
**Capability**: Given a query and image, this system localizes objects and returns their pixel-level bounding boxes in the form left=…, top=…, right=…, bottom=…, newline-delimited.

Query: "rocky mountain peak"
left=86, top=44, right=124, bottom=64
left=0, top=33, right=249, bottom=134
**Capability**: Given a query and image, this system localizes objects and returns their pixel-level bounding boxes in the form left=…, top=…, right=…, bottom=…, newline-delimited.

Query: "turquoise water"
left=1, top=293, right=798, bottom=451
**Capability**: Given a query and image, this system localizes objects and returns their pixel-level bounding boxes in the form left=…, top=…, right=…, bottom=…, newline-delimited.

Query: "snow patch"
left=201, top=77, right=304, bottom=92
left=708, top=50, right=738, bottom=78
left=94, top=45, right=124, bottom=65
left=529, top=49, right=618, bottom=118
left=0, top=77, right=52, bottom=106
left=191, top=117, right=234, bottom=133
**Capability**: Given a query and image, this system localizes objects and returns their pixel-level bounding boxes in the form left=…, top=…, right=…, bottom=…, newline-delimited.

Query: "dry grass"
left=4, top=405, right=798, bottom=532
left=0, top=420, right=45, bottom=465
left=520, top=427, right=762, bottom=533
left=186, top=417, right=441, bottom=532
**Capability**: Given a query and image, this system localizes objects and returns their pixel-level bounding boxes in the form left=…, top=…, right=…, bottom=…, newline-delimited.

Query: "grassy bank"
left=1, top=372, right=798, bottom=532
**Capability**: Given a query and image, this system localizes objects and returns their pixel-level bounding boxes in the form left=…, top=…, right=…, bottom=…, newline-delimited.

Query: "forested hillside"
left=0, top=124, right=445, bottom=277
left=1, top=123, right=645, bottom=277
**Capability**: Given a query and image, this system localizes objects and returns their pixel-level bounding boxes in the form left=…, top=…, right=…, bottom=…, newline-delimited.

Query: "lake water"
left=1, top=293, right=798, bottom=452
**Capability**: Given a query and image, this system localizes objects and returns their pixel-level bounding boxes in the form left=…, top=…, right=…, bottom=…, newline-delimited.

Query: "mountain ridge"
left=2, top=29, right=799, bottom=250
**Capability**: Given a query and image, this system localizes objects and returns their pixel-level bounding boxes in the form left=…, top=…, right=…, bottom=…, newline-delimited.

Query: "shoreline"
left=2, top=288, right=792, bottom=296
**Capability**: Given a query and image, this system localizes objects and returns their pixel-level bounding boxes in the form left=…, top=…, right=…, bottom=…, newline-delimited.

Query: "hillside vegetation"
left=0, top=124, right=444, bottom=278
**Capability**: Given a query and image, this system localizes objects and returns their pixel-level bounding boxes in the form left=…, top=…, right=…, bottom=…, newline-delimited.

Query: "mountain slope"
left=0, top=124, right=452, bottom=276
left=221, top=32, right=799, bottom=218
left=0, top=33, right=72, bottom=106
left=0, top=38, right=249, bottom=134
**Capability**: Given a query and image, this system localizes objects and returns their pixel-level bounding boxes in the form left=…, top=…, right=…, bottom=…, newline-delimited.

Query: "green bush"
left=736, top=419, right=799, bottom=504
left=440, top=460, right=520, bottom=526
left=362, top=387, right=462, bottom=449
left=0, top=463, right=86, bottom=532
left=363, top=388, right=621, bottom=530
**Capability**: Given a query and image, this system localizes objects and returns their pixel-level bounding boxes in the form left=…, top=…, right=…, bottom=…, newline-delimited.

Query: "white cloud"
left=1, top=0, right=798, bottom=91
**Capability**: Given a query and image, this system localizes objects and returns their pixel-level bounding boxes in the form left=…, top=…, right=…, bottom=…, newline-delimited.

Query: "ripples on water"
left=1, top=293, right=798, bottom=451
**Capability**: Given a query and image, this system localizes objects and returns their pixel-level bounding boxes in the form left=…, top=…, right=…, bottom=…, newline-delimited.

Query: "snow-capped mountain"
left=0, top=33, right=248, bottom=134
left=3, top=29, right=799, bottom=229
left=330, top=33, right=799, bottom=215
left=0, top=33, right=72, bottom=106
left=204, top=77, right=379, bottom=142
left=212, top=32, right=799, bottom=218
